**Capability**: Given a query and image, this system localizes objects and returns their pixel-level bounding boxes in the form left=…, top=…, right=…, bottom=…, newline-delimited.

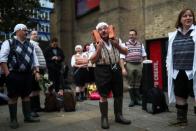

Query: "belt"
left=126, top=62, right=141, bottom=65
left=96, top=63, right=119, bottom=67
left=10, top=70, right=32, bottom=74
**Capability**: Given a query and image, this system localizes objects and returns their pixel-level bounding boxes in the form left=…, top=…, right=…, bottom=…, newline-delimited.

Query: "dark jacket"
left=44, top=46, right=65, bottom=72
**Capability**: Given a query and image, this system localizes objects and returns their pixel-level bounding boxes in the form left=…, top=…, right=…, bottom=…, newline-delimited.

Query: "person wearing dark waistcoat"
left=0, top=24, right=40, bottom=129
left=120, top=29, right=147, bottom=107
left=166, top=8, right=196, bottom=126
left=44, top=37, right=65, bottom=93
left=89, top=22, right=131, bottom=129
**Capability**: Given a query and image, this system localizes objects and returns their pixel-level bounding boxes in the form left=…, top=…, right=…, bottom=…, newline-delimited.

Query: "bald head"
left=30, top=31, right=38, bottom=41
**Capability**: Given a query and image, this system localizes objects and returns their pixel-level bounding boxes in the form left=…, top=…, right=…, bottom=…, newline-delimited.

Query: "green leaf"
left=0, top=0, right=40, bottom=33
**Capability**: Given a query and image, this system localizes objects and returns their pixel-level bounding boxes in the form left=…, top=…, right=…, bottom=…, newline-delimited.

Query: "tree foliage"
left=0, top=0, right=40, bottom=33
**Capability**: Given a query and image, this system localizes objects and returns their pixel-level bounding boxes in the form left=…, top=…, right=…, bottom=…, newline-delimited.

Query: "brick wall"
left=51, top=0, right=196, bottom=63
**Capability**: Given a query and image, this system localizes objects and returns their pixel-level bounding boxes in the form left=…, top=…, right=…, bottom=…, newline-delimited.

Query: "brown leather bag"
left=44, top=92, right=60, bottom=112
left=63, top=90, right=76, bottom=112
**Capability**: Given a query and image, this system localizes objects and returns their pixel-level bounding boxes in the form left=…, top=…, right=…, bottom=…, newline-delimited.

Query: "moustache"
left=101, top=31, right=108, bottom=35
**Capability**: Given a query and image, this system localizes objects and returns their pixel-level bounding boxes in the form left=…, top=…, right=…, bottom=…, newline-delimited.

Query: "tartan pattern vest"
left=8, top=39, right=34, bottom=72
left=96, top=41, right=120, bottom=65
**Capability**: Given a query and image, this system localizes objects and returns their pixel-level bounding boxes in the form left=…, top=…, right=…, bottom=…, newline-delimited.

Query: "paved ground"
left=0, top=92, right=196, bottom=131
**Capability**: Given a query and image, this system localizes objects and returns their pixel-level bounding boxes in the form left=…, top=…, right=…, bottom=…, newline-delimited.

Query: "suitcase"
left=146, top=87, right=168, bottom=114
left=63, top=90, right=76, bottom=112
left=44, top=92, right=60, bottom=112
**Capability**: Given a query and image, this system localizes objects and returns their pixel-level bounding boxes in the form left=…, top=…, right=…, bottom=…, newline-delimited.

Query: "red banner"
left=76, top=0, right=100, bottom=17
left=148, top=40, right=163, bottom=90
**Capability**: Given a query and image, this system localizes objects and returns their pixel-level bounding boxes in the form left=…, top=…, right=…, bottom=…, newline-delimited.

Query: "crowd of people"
left=0, top=8, right=196, bottom=130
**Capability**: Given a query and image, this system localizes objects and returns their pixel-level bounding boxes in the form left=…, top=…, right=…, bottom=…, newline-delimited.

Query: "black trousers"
left=6, top=72, right=32, bottom=98
left=48, top=70, right=61, bottom=92
left=94, top=64, right=123, bottom=98
left=173, top=70, right=194, bottom=99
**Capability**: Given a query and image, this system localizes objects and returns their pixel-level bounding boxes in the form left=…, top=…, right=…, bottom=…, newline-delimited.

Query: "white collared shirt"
left=0, top=37, right=39, bottom=67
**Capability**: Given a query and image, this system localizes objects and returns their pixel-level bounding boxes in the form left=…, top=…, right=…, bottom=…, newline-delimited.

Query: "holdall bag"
left=63, top=89, right=76, bottom=112
left=146, top=87, right=168, bottom=114
left=56, top=94, right=64, bottom=109
left=89, top=91, right=100, bottom=100
left=44, top=92, right=60, bottom=112
left=89, top=91, right=112, bottom=100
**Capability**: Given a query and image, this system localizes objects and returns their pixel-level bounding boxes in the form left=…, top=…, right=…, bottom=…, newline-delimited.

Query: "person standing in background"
left=44, top=37, right=65, bottom=93
left=120, top=29, right=147, bottom=107
left=30, top=31, right=47, bottom=117
left=83, top=43, right=96, bottom=98
left=0, top=41, right=6, bottom=95
left=71, top=44, right=88, bottom=101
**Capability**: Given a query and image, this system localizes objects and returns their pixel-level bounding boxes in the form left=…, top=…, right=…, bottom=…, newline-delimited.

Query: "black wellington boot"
left=194, top=106, right=196, bottom=114
left=22, top=101, right=40, bottom=123
left=80, top=92, right=86, bottom=100
left=99, top=102, right=109, bottom=129
left=169, top=104, right=188, bottom=126
left=76, top=92, right=81, bottom=102
left=114, top=97, right=131, bottom=124
left=134, top=88, right=142, bottom=106
left=30, top=96, right=39, bottom=117
left=8, top=104, right=19, bottom=129
left=34, top=95, right=44, bottom=112
left=128, top=89, right=135, bottom=107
